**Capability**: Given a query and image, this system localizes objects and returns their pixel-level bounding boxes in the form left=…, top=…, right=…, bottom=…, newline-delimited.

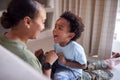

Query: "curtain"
left=54, top=0, right=118, bottom=59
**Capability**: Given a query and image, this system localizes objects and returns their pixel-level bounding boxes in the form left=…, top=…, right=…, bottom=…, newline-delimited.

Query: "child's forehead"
left=56, top=18, right=71, bottom=30
left=56, top=18, right=70, bottom=24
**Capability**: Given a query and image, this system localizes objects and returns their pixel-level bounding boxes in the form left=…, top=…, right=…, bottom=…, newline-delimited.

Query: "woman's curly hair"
left=60, top=11, right=85, bottom=41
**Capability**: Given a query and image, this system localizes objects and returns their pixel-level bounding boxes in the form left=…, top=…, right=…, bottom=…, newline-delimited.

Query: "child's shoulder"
left=70, top=41, right=81, bottom=46
left=70, top=41, right=84, bottom=49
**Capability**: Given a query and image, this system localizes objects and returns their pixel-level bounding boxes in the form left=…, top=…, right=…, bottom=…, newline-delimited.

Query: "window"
left=112, top=0, right=120, bottom=52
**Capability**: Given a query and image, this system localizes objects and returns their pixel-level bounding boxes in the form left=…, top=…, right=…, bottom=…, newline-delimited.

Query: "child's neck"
left=59, top=41, right=71, bottom=47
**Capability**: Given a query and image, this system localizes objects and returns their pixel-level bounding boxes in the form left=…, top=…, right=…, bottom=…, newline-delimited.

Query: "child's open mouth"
left=54, top=35, right=58, bottom=38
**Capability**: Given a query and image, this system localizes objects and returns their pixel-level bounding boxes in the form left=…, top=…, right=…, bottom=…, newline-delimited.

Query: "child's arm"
left=66, top=59, right=87, bottom=69
left=58, top=53, right=87, bottom=69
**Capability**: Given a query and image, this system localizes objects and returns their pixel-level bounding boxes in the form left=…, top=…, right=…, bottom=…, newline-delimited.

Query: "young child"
left=52, top=11, right=87, bottom=80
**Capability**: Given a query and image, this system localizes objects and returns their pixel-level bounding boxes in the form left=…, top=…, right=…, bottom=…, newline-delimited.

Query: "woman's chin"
left=29, top=36, right=38, bottom=39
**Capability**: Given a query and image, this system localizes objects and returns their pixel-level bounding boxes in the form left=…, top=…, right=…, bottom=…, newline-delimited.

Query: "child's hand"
left=35, top=49, right=44, bottom=58
left=34, top=49, right=45, bottom=65
left=112, top=52, right=120, bottom=58
left=57, top=53, right=66, bottom=65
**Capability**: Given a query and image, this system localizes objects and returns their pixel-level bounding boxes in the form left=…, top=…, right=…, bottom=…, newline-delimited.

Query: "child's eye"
left=58, top=26, right=63, bottom=30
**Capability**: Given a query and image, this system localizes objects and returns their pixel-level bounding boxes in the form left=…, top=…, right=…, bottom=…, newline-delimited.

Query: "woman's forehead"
left=34, top=1, right=46, bottom=21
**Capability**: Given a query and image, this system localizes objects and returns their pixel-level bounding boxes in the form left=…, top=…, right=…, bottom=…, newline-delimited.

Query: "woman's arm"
left=35, top=49, right=58, bottom=79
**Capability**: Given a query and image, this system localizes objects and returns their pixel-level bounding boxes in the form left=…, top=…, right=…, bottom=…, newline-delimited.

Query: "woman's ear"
left=23, top=16, right=31, bottom=29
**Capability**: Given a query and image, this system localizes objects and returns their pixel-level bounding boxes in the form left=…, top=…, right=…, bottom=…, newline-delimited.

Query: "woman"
left=0, top=0, right=58, bottom=79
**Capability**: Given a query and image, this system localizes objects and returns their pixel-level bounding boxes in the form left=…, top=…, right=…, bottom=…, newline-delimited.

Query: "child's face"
left=53, top=18, right=74, bottom=46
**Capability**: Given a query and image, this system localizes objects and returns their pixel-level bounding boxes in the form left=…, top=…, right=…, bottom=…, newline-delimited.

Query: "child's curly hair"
left=60, top=11, right=85, bottom=41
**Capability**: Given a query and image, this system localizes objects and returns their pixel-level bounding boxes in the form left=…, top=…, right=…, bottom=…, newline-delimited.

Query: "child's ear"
left=69, top=33, right=75, bottom=39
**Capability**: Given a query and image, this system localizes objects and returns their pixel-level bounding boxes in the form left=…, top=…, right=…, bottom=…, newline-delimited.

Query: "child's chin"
left=54, top=41, right=58, bottom=43
left=54, top=39, right=57, bottom=42
left=54, top=40, right=59, bottom=43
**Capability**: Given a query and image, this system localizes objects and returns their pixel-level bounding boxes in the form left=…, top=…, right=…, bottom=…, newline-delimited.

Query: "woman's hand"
left=45, top=50, right=58, bottom=65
